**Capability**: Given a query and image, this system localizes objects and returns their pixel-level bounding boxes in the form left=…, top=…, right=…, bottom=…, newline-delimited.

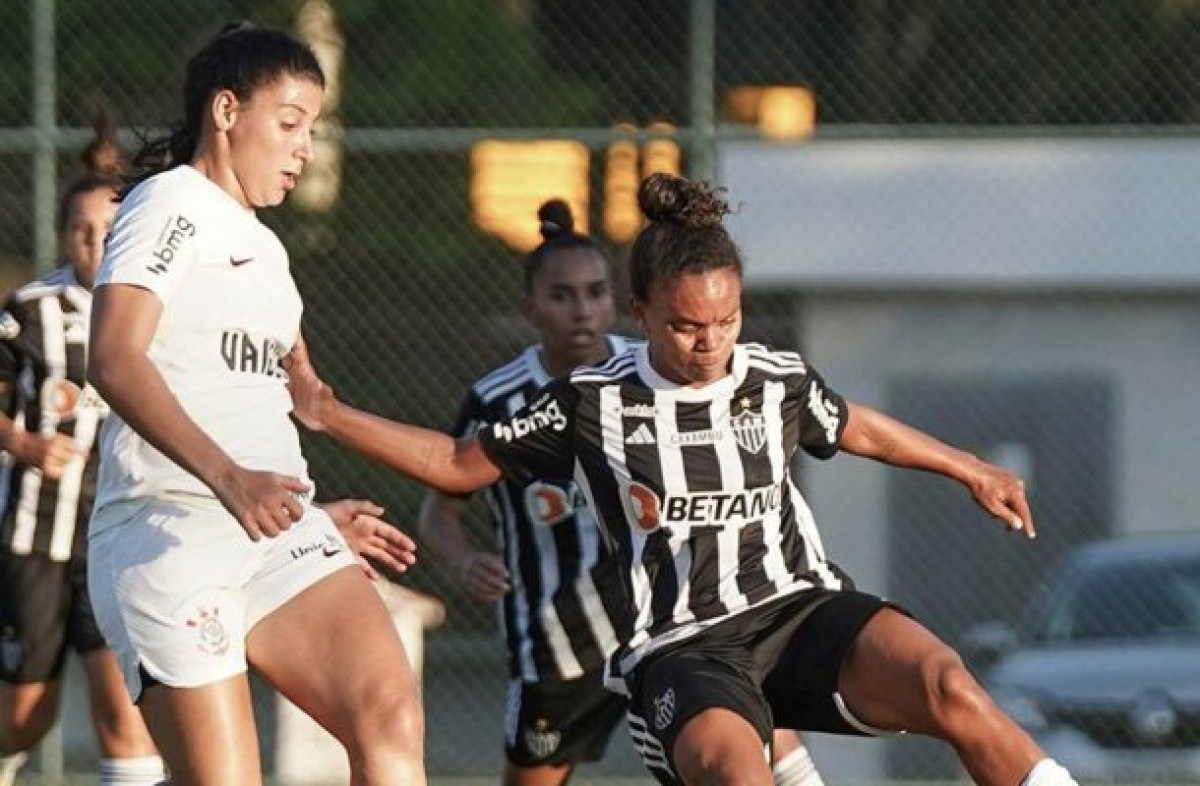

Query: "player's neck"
left=542, top=342, right=610, bottom=377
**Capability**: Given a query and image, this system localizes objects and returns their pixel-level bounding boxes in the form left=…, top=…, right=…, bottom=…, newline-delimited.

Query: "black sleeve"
left=794, top=365, right=849, bottom=460
left=449, top=388, right=486, bottom=439
left=0, top=297, right=25, bottom=385
left=478, top=378, right=578, bottom=486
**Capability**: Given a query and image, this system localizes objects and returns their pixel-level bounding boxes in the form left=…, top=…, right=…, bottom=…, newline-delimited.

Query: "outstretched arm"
left=838, top=402, right=1035, bottom=538
left=286, top=338, right=502, bottom=495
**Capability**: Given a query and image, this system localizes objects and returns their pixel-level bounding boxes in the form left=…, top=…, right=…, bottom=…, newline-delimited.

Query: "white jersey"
left=92, top=165, right=310, bottom=521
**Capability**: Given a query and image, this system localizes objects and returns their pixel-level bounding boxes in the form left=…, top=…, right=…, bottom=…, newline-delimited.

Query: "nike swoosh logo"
left=322, top=546, right=343, bottom=557
left=230, top=256, right=254, bottom=267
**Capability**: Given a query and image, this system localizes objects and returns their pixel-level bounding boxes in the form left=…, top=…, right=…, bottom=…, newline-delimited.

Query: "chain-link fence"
left=5, top=1, right=1200, bottom=782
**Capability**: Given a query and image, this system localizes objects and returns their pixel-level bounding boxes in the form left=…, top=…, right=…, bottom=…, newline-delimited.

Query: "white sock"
left=1021, top=758, right=1078, bottom=786
left=0, top=752, right=27, bottom=786
left=100, top=755, right=168, bottom=785
left=772, top=744, right=825, bottom=786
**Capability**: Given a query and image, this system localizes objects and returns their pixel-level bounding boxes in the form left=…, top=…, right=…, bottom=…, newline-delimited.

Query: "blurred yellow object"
left=470, top=140, right=590, bottom=252
left=726, top=85, right=816, bottom=141
left=604, top=124, right=641, bottom=244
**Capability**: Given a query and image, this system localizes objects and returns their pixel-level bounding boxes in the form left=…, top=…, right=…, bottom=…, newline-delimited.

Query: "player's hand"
left=9, top=431, right=84, bottom=480
left=320, top=498, right=418, bottom=580
left=457, top=552, right=510, bottom=601
left=966, top=459, right=1036, bottom=539
left=283, top=337, right=335, bottom=432
left=211, top=465, right=310, bottom=542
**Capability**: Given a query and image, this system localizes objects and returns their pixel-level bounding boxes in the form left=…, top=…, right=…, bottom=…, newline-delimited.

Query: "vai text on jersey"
left=220, top=330, right=286, bottom=378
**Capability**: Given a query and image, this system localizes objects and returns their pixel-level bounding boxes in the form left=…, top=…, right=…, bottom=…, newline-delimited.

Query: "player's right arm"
left=416, top=389, right=510, bottom=600
left=419, top=491, right=510, bottom=601
left=0, top=302, right=81, bottom=479
left=89, top=284, right=307, bottom=539
left=88, top=186, right=306, bottom=540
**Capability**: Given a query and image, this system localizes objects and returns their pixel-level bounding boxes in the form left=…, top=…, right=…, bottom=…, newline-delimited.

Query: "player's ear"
left=210, top=89, right=240, bottom=132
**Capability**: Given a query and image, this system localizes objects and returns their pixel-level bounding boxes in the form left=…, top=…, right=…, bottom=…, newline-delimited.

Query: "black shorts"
left=0, top=551, right=106, bottom=683
left=504, top=671, right=628, bottom=768
left=626, top=589, right=899, bottom=786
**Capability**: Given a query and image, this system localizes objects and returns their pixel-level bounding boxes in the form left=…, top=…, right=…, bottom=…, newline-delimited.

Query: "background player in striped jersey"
left=0, top=117, right=165, bottom=786
left=85, top=23, right=422, bottom=786
left=287, top=172, right=1082, bottom=786
left=420, top=199, right=822, bottom=786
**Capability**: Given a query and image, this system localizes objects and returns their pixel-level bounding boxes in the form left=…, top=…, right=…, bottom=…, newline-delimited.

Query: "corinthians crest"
left=730, top=398, right=767, bottom=454
left=186, top=606, right=230, bottom=657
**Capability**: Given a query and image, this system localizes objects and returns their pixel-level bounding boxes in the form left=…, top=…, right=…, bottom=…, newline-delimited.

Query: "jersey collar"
left=635, top=344, right=748, bottom=402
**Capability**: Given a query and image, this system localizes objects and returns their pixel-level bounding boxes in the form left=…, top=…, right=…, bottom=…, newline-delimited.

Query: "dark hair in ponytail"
left=59, top=108, right=124, bottom=229
left=628, top=173, right=741, bottom=302
left=522, top=199, right=607, bottom=293
left=122, top=21, right=325, bottom=197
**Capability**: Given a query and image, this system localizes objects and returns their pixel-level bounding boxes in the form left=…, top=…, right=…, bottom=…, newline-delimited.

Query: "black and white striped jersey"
left=478, top=342, right=851, bottom=690
left=0, top=266, right=105, bottom=561
left=455, top=335, right=633, bottom=683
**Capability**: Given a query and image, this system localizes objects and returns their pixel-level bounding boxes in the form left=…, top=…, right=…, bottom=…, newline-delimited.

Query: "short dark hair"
left=628, top=173, right=741, bottom=303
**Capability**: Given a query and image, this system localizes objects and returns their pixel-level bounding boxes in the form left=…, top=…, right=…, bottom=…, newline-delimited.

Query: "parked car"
left=963, top=533, right=1200, bottom=782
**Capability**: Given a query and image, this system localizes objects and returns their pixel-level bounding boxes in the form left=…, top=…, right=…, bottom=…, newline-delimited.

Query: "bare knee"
left=0, top=699, right=58, bottom=753
left=923, top=653, right=998, bottom=737
left=342, top=685, right=424, bottom=771
left=675, top=743, right=769, bottom=786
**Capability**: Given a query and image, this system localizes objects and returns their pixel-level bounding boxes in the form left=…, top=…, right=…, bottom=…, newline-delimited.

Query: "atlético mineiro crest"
left=523, top=718, right=562, bottom=759
left=731, top=398, right=767, bottom=454
left=187, top=606, right=230, bottom=657
left=653, top=687, right=676, bottom=731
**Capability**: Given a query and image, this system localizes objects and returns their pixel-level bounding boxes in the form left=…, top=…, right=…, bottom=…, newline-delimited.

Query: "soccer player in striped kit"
left=0, top=120, right=165, bottom=786
left=419, top=200, right=822, bottom=786
left=290, top=172, right=1083, bottom=786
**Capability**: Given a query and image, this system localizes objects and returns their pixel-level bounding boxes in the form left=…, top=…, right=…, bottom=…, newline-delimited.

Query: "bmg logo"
left=147, top=215, right=196, bottom=274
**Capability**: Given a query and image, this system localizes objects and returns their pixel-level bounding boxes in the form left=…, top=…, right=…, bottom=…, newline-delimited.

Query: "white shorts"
left=87, top=497, right=357, bottom=699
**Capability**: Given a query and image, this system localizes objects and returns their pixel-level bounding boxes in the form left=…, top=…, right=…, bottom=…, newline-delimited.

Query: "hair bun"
left=80, top=108, right=124, bottom=177
left=537, top=199, right=575, bottom=240
left=637, top=173, right=729, bottom=230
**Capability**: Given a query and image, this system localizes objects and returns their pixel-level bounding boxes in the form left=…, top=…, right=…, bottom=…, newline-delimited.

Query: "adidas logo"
left=626, top=423, right=656, bottom=445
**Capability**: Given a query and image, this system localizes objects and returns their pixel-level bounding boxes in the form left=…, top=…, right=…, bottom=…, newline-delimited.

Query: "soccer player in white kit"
left=85, top=23, right=424, bottom=786
left=286, top=174, right=1082, bottom=786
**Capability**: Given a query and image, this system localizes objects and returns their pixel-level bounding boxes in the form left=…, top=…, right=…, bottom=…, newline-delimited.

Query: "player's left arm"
left=839, top=401, right=1034, bottom=538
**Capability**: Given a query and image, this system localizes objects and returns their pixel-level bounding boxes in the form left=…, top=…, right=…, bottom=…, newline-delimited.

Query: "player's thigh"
left=837, top=605, right=964, bottom=733
left=138, top=674, right=261, bottom=786
left=246, top=566, right=420, bottom=748
left=627, top=647, right=773, bottom=786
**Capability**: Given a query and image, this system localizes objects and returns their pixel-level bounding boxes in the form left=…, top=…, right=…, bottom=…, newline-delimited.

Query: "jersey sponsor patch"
left=523, top=481, right=582, bottom=527
left=492, top=398, right=568, bottom=443
left=147, top=214, right=196, bottom=275
left=620, top=481, right=783, bottom=535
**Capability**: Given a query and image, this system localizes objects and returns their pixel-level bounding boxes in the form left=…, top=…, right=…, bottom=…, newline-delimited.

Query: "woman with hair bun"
left=288, top=173, right=1076, bottom=786
left=0, top=111, right=167, bottom=786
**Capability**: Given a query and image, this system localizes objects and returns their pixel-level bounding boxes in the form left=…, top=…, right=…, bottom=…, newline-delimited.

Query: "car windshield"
left=1026, top=555, right=1200, bottom=644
